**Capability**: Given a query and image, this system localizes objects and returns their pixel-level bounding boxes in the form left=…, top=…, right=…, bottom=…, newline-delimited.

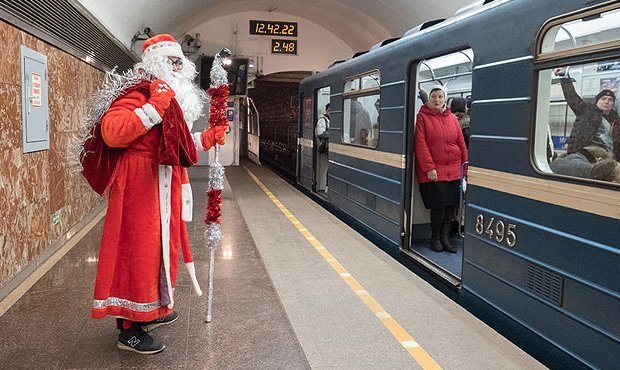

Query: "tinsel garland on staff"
left=204, top=54, right=229, bottom=250
left=204, top=50, right=230, bottom=323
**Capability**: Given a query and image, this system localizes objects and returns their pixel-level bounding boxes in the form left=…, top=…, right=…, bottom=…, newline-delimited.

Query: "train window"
left=344, top=71, right=379, bottom=93
left=361, top=74, right=379, bottom=89
left=534, top=6, right=620, bottom=185
left=539, top=8, right=620, bottom=56
left=417, top=49, right=473, bottom=101
left=342, top=71, right=380, bottom=148
left=344, top=79, right=360, bottom=92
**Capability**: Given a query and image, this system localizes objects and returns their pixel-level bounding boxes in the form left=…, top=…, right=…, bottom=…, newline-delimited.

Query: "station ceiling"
left=78, top=0, right=476, bottom=51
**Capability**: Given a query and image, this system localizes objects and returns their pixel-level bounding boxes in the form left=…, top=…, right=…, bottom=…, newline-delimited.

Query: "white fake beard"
left=139, top=56, right=206, bottom=129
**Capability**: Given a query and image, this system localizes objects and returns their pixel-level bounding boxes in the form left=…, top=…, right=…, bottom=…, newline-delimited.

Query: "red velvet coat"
left=415, top=104, right=468, bottom=183
left=91, top=89, right=193, bottom=322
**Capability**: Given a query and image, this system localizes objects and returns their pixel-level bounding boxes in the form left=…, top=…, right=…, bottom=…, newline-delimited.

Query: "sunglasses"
left=168, top=58, right=183, bottom=68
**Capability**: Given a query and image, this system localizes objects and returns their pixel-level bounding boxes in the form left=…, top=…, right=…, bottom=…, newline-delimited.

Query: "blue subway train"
left=297, top=0, right=620, bottom=368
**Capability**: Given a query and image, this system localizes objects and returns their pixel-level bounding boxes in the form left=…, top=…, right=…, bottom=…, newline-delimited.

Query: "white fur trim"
left=133, top=107, right=156, bottom=130
left=142, top=103, right=162, bottom=125
left=143, top=41, right=183, bottom=62
left=430, top=84, right=447, bottom=98
left=193, top=132, right=204, bottom=151
left=158, top=165, right=174, bottom=308
left=186, top=262, right=203, bottom=296
left=181, top=183, right=193, bottom=222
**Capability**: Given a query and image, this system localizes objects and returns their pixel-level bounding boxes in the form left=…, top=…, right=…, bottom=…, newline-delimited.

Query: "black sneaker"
left=141, top=311, right=179, bottom=332
left=117, top=326, right=165, bottom=355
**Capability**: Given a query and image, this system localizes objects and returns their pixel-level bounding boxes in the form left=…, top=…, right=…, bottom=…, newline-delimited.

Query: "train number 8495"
left=474, top=214, right=517, bottom=247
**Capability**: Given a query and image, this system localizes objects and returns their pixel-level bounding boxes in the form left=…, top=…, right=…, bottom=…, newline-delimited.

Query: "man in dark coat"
left=554, top=67, right=620, bottom=160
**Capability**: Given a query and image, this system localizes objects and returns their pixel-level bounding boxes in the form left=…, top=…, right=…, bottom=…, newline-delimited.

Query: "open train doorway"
left=405, top=49, right=473, bottom=284
left=244, top=97, right=260, bottom=164
left=313, top=86, right=331, bottom=196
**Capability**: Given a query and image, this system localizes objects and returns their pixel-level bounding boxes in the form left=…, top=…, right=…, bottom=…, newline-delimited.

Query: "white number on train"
left=475, top=214, right=516, bottom=247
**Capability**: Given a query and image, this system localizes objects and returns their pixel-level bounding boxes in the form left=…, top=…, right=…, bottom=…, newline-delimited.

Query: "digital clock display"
left=250, top=20, right=297, bottom=37
left=271, top=39, right=297, bottom=54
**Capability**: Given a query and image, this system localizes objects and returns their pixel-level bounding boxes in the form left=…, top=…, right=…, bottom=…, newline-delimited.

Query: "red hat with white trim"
left=142, top=34, right=184, bottom=62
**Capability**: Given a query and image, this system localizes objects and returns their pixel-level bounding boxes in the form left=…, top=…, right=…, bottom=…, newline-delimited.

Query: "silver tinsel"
left=210, top=55, right=228, bottom=87
left=205, top=50, right=231, bottom=323
left=204, top=54, right=228, bottom=250
left=69, top=69, right=149, bottom=173
left=204, top=222, right=222, bottom=251
left=209, top=162, right=225, bottom=190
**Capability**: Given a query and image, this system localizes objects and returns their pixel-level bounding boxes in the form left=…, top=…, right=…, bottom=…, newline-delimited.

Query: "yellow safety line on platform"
left=244, top=167, right=441, bottom=370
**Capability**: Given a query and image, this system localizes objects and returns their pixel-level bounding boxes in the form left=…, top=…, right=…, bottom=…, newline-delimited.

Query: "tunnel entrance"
left=247, top=71, right=311, bottom=181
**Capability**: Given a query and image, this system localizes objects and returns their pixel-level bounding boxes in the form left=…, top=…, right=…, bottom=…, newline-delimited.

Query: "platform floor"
left=0, top=160, right=545, bottom=369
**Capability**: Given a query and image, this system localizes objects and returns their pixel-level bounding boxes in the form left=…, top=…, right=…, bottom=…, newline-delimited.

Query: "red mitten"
left=200, top=125, right=229, bottom=150
left=214, top=125, right=228, bottom=145
left=148, top=79, right=176, bottom=116
left=201, top=128, right=216, bottom=151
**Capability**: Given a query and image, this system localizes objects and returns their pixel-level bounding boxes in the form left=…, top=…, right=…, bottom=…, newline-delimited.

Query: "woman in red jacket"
left=415, top=85, right=468, bottom=253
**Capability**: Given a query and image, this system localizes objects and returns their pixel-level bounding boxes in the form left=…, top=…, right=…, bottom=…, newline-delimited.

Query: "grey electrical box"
left=21, top=45, right=49, bottom=153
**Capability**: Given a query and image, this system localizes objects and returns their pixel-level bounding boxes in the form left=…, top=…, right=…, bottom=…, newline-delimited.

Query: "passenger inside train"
left=342, top=72, right=379, bottom=148
left=447, top=97, right=470, bottom=148
left=315, top=102, right=330, bottom=192
left=414, top=85, right=468, bottom=254
left=540, top=61, right=620, bottom=184
left=351, top=100, right=372, bottom=145
left=553, top=66, right=619, bottom=157
left=410, top=49, right=472, bottom=274
left=370, top=97, right=380, bottom=147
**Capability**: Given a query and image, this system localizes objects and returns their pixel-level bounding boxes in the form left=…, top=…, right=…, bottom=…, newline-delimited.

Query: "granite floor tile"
left=0, top=169, right=309, bottom=369
left=185, top=325, right=309, bottom=370
left=0, top=345, right=69, bottom=370
left=0, top=289, right=89, bottom=350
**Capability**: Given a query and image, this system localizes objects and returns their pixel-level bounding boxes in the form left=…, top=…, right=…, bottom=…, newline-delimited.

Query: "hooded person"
left=554, top=67, right=620, bottom=159
left=81, top=34, right=208, bottom=355
left=448, top=97, right=470, bottom=148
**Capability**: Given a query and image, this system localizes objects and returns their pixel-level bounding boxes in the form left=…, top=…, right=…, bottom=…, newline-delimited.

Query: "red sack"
left=81, top=123, right=122, bottom=195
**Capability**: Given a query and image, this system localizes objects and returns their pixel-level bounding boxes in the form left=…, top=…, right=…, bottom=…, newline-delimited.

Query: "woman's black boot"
left=429, top=211, right=443, bottom=252
left=440, top=221, right=457, bottom=253
left=430, top=238, right=443, bottom=252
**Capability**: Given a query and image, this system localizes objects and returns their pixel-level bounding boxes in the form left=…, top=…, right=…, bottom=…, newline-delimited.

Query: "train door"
left=246, top=97, right=260, bottom=164
left=297, top=93, right=313, bottom=188
left=313, top=86, right=331, bottom=195
left=405, top=49, right=473, bottom=283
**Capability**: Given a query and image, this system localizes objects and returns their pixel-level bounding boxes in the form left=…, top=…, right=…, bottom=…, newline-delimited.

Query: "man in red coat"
left=85, top=34, right=220, bottom=354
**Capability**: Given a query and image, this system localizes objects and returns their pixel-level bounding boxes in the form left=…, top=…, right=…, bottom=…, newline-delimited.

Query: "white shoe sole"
left=117, top=342, right=165, bottom=355
left=142, top=314, right=179, bottom=332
